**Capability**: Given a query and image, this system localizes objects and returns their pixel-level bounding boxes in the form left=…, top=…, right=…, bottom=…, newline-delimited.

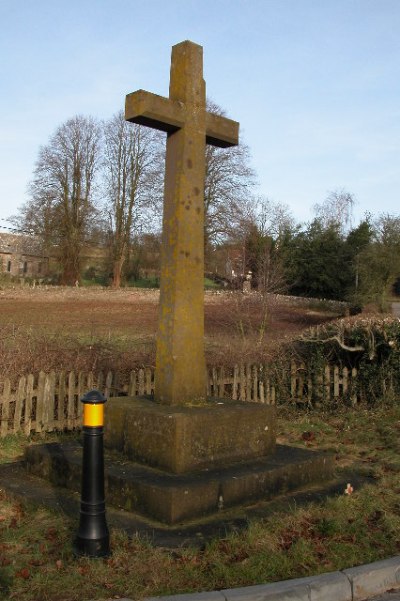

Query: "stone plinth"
left=25, top=441, right=334, bottom=525
left=104, top=397, right=276, bottom=474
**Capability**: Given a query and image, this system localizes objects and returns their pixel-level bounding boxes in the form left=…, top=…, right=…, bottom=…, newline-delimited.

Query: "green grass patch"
left=1, top=406, right=399, bottom=600
left=204, top=277, right=221, bottom=290
left=129, top=276, right=160, bottom=289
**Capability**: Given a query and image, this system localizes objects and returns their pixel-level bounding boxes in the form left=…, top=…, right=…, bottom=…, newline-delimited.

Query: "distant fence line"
left=0, top=362, right=371, bottom=437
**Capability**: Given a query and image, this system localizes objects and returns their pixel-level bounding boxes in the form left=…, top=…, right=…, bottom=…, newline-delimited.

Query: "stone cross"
left=125, top=40, right=239, bottom=406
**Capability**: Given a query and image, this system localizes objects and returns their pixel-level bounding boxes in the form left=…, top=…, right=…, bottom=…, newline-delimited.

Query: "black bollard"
left=73, top=389, right=110, bottom=558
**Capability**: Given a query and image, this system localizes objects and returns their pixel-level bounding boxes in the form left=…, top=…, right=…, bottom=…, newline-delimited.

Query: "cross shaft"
left=125, top=40, right=239, bottom=405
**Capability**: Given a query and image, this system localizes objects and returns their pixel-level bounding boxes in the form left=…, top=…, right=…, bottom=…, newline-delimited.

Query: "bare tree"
left=204, top=100, right=257, bottom=250
left=19, top=115, right=102, bottom=284
left=253, top=196, right=295, bottom=239
left=313, top=188, right=356, bottom=234
left=103, top=111, right=164, bottom=287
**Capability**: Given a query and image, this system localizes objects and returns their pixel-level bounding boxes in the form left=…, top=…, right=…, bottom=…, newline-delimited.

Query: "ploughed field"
left=0, top=287, right=340, bottom=378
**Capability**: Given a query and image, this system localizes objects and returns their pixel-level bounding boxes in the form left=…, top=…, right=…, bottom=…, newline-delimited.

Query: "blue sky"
left=0, top=0, right=399, bottom=229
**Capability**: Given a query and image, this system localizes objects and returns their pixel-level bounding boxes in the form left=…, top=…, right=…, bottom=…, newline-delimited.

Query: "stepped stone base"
left=25, top=441, right=334, bottom=525
left=104, top=396, right=276, bottom=474
left=24, top=398, right=334, bottom=525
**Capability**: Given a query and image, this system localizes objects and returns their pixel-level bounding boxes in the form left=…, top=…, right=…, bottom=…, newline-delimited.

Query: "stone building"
left=0, top=231, right=49, bottom=280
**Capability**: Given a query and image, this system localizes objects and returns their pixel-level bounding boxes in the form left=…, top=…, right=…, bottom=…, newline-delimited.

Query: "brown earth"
left=0, top=287, right=342, bottom=378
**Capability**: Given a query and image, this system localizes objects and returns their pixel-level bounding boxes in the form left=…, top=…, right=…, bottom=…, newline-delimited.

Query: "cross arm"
left=205, top=112, right=239, bottom=148
left=125, top=90, right=185, bottom=134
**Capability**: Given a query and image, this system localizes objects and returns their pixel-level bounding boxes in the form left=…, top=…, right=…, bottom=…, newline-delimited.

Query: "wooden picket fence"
left=0, top=365, right=275, bottom=437
left=288, top=361, right=359, bottom=407
left=0, top=361, right=364, bottom=437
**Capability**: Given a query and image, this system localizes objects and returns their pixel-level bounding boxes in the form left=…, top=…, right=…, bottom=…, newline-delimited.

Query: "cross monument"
left=125, top=40, right=239, bottom=405
left=23, top=41, right=332, bottom=530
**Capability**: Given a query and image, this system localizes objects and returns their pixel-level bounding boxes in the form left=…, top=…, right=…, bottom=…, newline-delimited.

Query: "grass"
left=0, top=404, right=399, bottom=601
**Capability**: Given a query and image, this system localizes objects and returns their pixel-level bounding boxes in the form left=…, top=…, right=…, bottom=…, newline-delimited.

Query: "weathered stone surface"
left=125, top=40, right=239, bottom=406
left=25, top=441, right=334, bottom=525
left=104, top=396, right=276, bottom=473
left=343, top=557, right=400, bottom=601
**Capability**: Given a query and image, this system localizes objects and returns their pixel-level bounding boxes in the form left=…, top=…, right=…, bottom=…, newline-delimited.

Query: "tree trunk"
left=60, top=241, right=81, bottom=286
left=61, top=263, right=80, bottom=286
left=112, top=256, right=125, bottom=289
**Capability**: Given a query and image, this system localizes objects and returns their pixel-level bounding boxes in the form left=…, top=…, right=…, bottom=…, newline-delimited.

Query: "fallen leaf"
left=16, top=568, right=30, bottom=580
left=302, top=431, right=316, bottom=442
left=77, top=565, right=89, bottom=576
left=45, top=527, right=57, bottom=541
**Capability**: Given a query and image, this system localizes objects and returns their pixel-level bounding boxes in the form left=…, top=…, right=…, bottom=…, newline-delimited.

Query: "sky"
left=0, top=0, right=399, bottom=230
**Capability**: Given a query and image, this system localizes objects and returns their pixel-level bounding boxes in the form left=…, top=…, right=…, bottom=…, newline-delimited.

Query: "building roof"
left=0, top=232, right=47, bottom=257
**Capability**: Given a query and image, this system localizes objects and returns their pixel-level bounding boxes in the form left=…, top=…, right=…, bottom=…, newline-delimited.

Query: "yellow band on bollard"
left=83, top=403, right=104, bottom=427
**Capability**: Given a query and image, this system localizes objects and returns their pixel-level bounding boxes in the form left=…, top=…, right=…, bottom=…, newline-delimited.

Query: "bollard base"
left=73, top=534, right=110, bottom=558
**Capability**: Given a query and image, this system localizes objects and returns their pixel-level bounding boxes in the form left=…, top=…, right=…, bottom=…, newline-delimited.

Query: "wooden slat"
left=87, top=371, right=94, bottom=391
left=76, top=372, right=85, bottom=425
left=113, top=372, right=121, bottom=396
left=1, top=379, right=11, bottom=437
left=13, top=376, right=26, bottom=434
left=67, top=371, right=75, bottom=429
left=238, top=364, right=244, bottom=401
left=97, top=371, right=104, bottom=394
left=333, top=365, right=340, bottom=398
left=324, top=365, right=331, bottom=402
left=218, top=366, right=225, bottom=398
left=145, top=368, right=153, bottom=395
left=24, top=374, right=34, bottom=435
left=232, top=365, right=239, bottom=400
left=252, top=365, right=258, bottom=402
left=246, top=364, right=252, bottom=401
left=351, top=367, right=358, bottom=406
left=270, top=384, right=276, bottom=405
left=49, top=371, right=57, bottom=430
left=128, top=370, right=136, bottom=397
left=315, top=371, right=323, bottom=404
left=298, top=363, right=305, bottom=400
left=265, top=376, right=270, bottom=404
left=212, top=367, right=218, bottom=398
left=259, top=379, right=265, bottom=404
left=138, top=369, right=145, bottom=396
left=36, top=371, right=46, bottom=433
left=42, top=373, right=52, bottom=432
left=290, top=361, right=297, bottom=398
left=57, top=371, right=66, bottom=429
left=204, top=367, right=209, bottom=397
left=105, top=371, right=113, bottom=399
left=342, top=367, right=349, bottom=397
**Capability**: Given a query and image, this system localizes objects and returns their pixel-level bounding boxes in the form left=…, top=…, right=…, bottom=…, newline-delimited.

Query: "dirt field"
left=0, top=287, right=342, bottom=377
